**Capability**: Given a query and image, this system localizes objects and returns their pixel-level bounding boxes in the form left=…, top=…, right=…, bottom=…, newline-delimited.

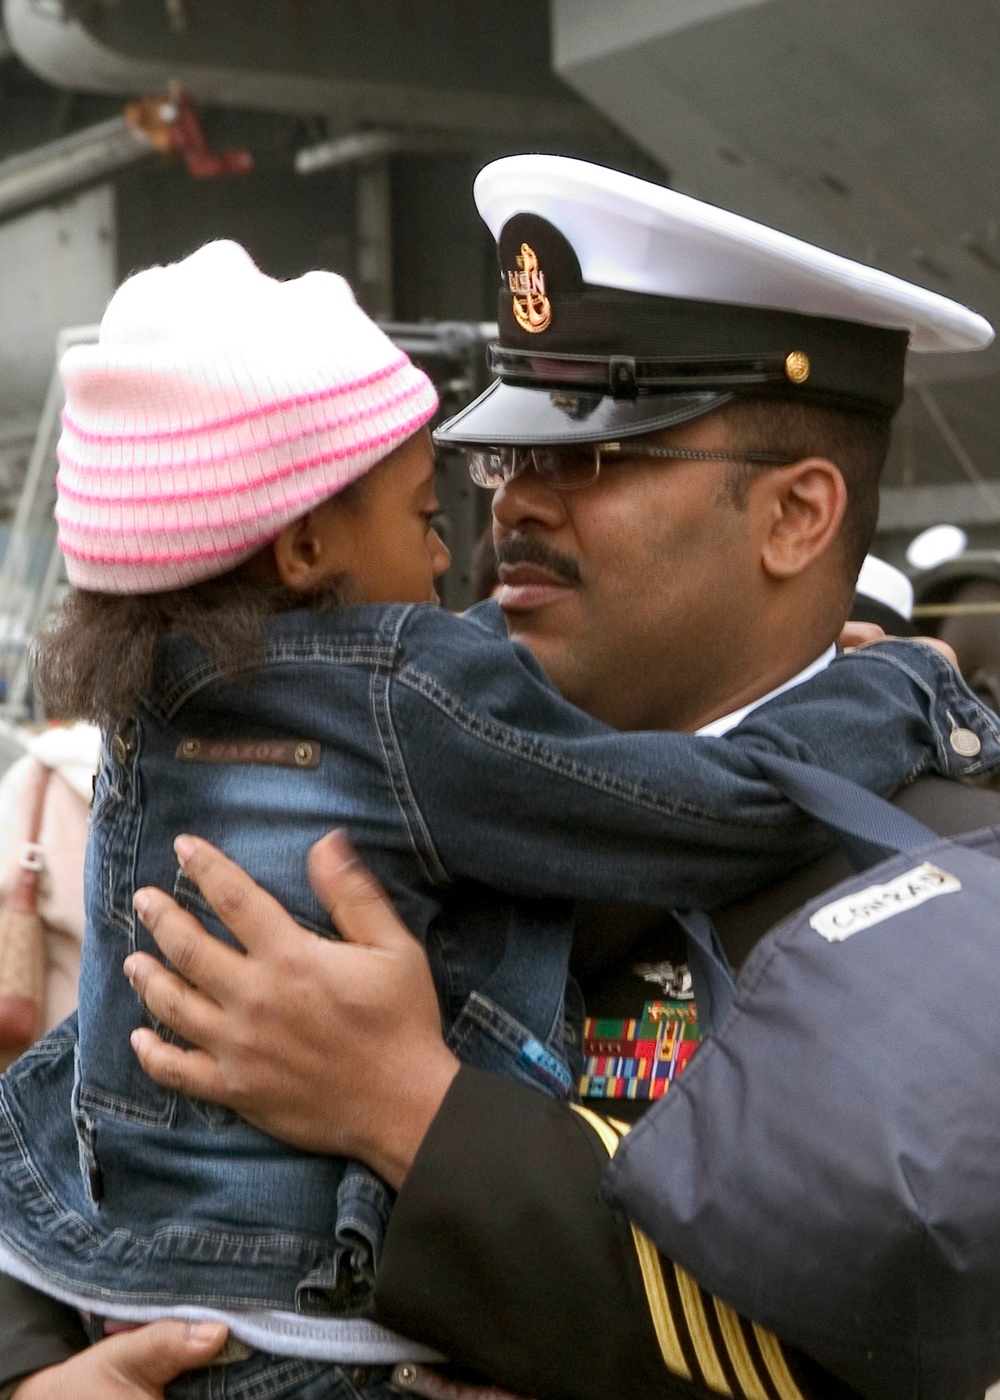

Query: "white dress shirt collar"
left=695, top=645, right=837, bottom=738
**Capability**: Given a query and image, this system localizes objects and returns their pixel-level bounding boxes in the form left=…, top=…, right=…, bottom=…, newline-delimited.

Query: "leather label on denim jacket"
left=175, top=738, right=321, bottom=769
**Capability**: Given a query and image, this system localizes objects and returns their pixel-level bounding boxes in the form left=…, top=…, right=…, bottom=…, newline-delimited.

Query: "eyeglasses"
left=463, top=440, right=798, bottom=491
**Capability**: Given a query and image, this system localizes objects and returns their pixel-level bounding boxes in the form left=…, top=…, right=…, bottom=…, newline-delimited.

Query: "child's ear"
left=272, top=513, right=325, bottom=591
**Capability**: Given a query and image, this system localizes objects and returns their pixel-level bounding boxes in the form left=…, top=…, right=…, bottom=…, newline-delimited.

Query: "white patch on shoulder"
left=809, top=862, right=961, bottom=943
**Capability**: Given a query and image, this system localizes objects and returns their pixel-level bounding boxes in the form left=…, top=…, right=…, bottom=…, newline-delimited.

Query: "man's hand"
left=124, top=831, right=459, bottom=1189
left=13, top=1320, right=227, bottom=1398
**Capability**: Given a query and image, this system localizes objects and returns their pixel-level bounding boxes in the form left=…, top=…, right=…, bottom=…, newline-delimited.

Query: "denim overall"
left=0, top=601, right=995, bottom=1396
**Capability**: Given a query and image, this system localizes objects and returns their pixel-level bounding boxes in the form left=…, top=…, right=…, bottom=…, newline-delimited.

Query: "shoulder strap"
left=676, top=754, right=940, bottom=1035
left=671, top=907, right=738, bottom=1036
left=747, top=751, right=937, bottom=860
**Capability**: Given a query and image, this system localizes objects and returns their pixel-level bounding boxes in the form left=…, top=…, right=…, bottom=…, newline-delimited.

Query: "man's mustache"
left=495, top=535, right=581, bottom=585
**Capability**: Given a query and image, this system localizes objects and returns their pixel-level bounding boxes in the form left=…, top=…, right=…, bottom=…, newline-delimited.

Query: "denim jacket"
left=0, top=600, right=997, bottom=1342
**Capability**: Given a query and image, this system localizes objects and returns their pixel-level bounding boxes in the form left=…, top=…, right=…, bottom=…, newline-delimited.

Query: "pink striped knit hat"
left=56, top=240, right=438, bottom=593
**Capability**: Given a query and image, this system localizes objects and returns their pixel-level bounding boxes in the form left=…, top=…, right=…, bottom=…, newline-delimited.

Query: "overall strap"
left=671, top=907, right=738, bottom=1038
left=478, top=912, right=574, bottom=1048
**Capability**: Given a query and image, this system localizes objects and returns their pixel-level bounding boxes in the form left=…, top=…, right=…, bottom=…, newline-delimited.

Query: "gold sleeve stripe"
left=674, top=1265, right=732, bottom=1396
left=752, top=1322, right=806, bottom=1400
left=567, top=1104, right=690, bottom=1380
left=713, top=1298, right=769, bottom=1400
left=629, top=1224, right=691, bottom=1380
left=569, top=1108, right=806, bottom=1400
left=569, top=1103, right=622, bottom=1158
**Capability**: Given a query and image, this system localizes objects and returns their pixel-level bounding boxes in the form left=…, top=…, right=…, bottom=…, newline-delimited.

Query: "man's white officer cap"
left=435, top=155, right=993, bottom=448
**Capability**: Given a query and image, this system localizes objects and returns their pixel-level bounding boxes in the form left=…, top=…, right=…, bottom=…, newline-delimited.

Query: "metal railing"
left=0, top=324, right=98, bottom=717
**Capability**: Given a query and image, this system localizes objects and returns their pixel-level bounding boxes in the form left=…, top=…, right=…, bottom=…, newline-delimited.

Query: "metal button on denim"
left=950, top=728, right=982, bottom=757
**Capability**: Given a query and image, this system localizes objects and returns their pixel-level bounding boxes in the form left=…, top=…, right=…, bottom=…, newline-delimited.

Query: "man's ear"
left=755, top=458, right=847, bottom=580
left=271, top=511, right=328, bottom=592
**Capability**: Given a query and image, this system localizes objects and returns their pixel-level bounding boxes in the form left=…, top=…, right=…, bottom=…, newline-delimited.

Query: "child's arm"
left=391, top=613, right=1000, bottom=909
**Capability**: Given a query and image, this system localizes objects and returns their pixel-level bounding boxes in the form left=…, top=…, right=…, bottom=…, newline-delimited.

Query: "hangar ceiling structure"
left=550, top=0, right=1000, bottom=551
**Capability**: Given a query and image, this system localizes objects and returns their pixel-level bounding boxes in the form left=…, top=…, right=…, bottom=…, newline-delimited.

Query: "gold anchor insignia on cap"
left=785, top=350, right=811, bottom=383
left=508, top=243, right=552, bottom=334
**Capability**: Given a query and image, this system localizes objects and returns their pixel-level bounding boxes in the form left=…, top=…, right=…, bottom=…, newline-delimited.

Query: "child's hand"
left=13, top=1320, right=227, bottom=1398
left=125, top=832, right=459, bottom=1189
left=839, top=619, right=959, bottom=668
left=838, top=620, right=886, bottom=649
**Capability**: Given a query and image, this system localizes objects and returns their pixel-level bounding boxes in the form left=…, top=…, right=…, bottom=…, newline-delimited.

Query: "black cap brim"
left=433, top=379, right=733, bottom=447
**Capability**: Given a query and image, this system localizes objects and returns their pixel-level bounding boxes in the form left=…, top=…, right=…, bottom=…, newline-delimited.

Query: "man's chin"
left=501, top=616, right=581, bottom=697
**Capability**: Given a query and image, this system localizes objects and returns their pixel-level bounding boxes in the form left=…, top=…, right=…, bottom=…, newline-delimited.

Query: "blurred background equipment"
left=0, top=721, right=98, bottom=1069
left=0, top=325, right=97, bottom=716
left=906, top=524, right=969, bottom=572
left=913, top=551, right=1000, bottom=715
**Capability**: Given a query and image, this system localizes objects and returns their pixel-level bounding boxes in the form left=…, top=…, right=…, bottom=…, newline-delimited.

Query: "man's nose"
left=491, top=461, right=569, bottom=533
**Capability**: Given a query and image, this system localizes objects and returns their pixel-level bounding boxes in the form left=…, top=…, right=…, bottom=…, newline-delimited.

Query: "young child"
left=0, top=242, right=987, bottom=1397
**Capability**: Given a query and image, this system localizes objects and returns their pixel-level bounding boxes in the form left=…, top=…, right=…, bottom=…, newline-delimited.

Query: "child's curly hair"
left=32, top=572, right=353, bottom=728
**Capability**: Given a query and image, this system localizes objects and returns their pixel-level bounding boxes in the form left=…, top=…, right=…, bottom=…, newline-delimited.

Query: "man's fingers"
left=309, top=829, right=414, bottom=949
left=167, top=835, right=294, bottom=958
left=132, top=887, right=243, bottom=1003
left=130, top=1028, right=229, bottom=1105
left=124, top=949, right=222, bottom=1050
left=108, top=1319, right=228, bottom=1388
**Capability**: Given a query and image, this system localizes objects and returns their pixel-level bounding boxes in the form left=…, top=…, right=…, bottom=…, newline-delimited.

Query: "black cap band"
left=495, top=283, right=908, bottom=415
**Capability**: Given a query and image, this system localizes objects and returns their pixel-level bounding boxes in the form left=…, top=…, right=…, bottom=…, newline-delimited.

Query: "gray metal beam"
left=879, top=484, right=1000, bottom=532
left=295, top=129, right=469, bottom=177
left=0, top=116, right=153, bottom=227
left=356, top=159, right=393, bottom=320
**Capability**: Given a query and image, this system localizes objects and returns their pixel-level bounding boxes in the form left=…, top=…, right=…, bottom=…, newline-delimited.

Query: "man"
left=3, top=156, right=999, bottom=1400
